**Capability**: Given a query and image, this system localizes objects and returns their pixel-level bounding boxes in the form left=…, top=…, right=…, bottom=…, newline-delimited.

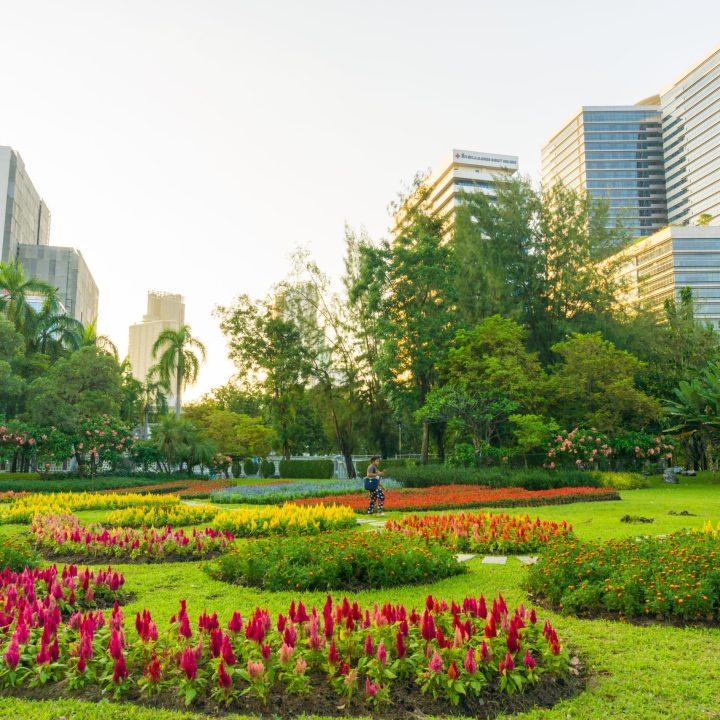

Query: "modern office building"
left=661, top=45, right=720, bottom=226
left=128, top=292, right=185, bottom=401
left=541, top=103, right=669, bottom=239
left=0, top=146, right=51, bottom=262
left=16, top=245, right=98, bottom=325
left=0, top=145, right=99, bottom=324
left=394, top=148, right=518, bottom=235
left=608, top=225, right=720, bottom=323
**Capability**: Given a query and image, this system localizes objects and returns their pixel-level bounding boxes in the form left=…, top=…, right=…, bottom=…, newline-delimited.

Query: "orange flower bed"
left=293, top=484, right=619, bottom=512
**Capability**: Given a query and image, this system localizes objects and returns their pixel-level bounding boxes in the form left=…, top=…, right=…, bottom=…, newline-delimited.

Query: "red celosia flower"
left=396, top=630, right=407, bottom=659
left=113, top=655, right=128, bottom=683
left=464, top=646, right=477, bottom=674
left=4, top=638, right=19, bottom=669
left=221, top=635, right=236, bottom=665
left=217, top=660, right=232, bottom=690
left=228, top=611, right=243, bottom=634
left=328, top=639, right=340, bottom=665
left=180, top=647, right=197, bottom=680
left=524, top=649, right=537, bottom=670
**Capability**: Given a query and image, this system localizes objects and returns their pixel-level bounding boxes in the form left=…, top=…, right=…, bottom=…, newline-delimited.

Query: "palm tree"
left=140, top=365, right=170, bottom=439
left=0, top=260, right=55, bottom=340
left=152, top=325, right=206, bottom=417
left=80, top=318, right=119, bottom=359
left=26, top=293, right=84, bottom=358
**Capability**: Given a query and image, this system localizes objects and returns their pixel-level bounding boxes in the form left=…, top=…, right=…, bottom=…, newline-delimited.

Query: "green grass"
left=2, top=476, right=720, bottom=719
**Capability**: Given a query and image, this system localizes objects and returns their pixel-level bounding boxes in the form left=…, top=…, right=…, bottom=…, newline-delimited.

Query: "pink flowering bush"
left=0, top=591, right=569, bottom=709
left=545, top=428, right=674, bottom=470
left=30, top=514, right=234, bottom=562
left=544, top=429, right=613, bottom=469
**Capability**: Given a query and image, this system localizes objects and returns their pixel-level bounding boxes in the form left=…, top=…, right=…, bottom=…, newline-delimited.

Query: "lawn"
left=1, top=475, right=719, bottom=719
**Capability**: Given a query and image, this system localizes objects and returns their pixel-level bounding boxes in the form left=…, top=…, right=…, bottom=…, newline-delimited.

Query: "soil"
left=2, top=666, right=586, bottom=719
left=668, top=510, right=697, bottom=516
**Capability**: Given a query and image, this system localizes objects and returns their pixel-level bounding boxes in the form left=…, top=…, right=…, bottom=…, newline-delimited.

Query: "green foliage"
left=209, top=530, right=464, bottom=591
left=527, top=531, right=720, bottom=622
left=446, top=442, right=476, bottom=468
left=183, top=406, right=274, bottom=458
left=546, top=333, right=663, bottom=433
left=25, top=346, right=126, bottom=432
left=260, top=459, right=276, bottom=478
left=0, top=475, right=176, bottom=493
left=243, top=458, right=258, bottom=476
left=0, top=534, right=39, bottom=571
left=592, top=472, right=649, bottom=490
left=150, top=414, right=216, bottom=473
left=278, top=458, right=333, bottom=479
left=391, top=464, right=601, bottom=489
left=355, top=458, right=411, bottom=476
left=510, top=414, right=560, bottom=458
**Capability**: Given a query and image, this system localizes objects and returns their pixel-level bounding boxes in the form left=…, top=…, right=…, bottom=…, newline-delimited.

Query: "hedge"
left=0, top=475, right=181, bottom=494
left=278, top=459, right=334, bottom=479
left=391, top=466, right=602, bottom=490
left=260, top=459, right=276, bottom=478
left=243, top=458, right=258, bottom=477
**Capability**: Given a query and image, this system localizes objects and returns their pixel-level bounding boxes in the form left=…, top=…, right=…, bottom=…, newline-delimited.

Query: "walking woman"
left=364, top=455, right=385, bottom=515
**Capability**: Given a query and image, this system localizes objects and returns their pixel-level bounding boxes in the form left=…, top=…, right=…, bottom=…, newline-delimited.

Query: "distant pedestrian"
left=364, top=455, right=385, bottom=515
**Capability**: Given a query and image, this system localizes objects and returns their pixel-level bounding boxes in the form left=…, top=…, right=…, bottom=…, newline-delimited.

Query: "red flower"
left=113, top=655, right=128, bottom=683
left=217, top=661, right=232, bottom=690
left=447, top=660, right=459, bottom=680
left=180, top=647, right=197, bottom=680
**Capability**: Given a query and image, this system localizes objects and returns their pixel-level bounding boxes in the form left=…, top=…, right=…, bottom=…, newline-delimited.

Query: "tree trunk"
left=175, top=368, right=182, bottom=418
left=144, top=407, right=150, bottom=440
left=421, top=421, right=430, bottom=465
left=329, top=404, right=355, bottom=478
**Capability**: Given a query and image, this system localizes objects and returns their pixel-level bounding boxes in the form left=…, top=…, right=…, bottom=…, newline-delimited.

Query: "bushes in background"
left=278, top=459, right=333, bottom=479
left=243, top=458, right=258, bottom=477
left=260, top=459, right=276, bottom=478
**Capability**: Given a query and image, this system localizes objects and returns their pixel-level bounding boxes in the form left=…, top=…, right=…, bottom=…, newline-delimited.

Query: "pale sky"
left=2, top=0, right=719, bottom=398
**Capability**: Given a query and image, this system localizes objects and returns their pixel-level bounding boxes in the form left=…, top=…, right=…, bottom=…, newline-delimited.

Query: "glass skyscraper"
left=661, top=46, right=720, bottom=226
left=541, top=104, right=668, bottom=239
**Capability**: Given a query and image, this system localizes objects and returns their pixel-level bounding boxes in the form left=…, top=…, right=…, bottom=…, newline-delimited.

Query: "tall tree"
left=152, top=325, right=206, bottom=417
left=356, top=182, right=459, bottom=462
left=215, top=296, right=309, bottom=459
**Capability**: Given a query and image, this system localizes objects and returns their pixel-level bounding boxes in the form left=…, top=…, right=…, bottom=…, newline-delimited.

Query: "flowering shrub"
left=210, top=453, right=233, bottom=474
left=545, top=429, right=674, bottom=469
left=30, top=514, right=234, bottom=562
left=213, top=477, right=403, bottom=504
left=209, top=531, right=464, bottom=591
left=294, top=485, right=619, bottom=512
left=386, top=512, right=573, bottom=554
left=527, top=532, right=720, bottom=622
left=544, top=429, right=613, bottom=469
left=0, top=492, right=180, bottom=525
left=211, top=503, right=356, bottom=537
left=106, top=504, right=220, bottom=528
left=0, top=592, right=569, bottom=710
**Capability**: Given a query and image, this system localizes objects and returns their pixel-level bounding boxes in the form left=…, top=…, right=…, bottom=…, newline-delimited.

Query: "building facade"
left=610, top=226, right=720, bottom=323
left=128, top=292, right=185, bottom=402
left=661, top=45, right=720, bottom=226
left=1, top=145, right=99, bottom=324
left=541, top=104, right=669, bottom=239
left=0, top=146, right=51, bottom=262
left=394, top=148, right=518, bottom=235
left=16, top=245, right=98, bottom=325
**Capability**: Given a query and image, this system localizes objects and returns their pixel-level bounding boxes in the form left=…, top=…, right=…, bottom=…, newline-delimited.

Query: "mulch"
left=4, top=665, right=585, bottom=718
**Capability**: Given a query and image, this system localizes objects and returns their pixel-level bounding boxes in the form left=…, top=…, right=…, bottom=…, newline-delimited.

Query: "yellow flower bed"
left=106, top=503, right=219, bottom=528
left=0, top=492, right=180, bottom=525
left=703, top=520, right=720, bottom=536
left=211, top=502, right=356, bottom=537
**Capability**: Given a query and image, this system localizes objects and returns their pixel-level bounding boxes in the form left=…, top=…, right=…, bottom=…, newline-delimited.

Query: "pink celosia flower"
left=247, top=659, right=264, bottom=680
left=428, top=650, right=443, bottom=673
left=464, top=646, right=477, bottom=674
left=524, top=649, right=537, bottom=670
left=279, top=642, right=294, bottom=663
left=365, top=678, right=380, bottom=697
left=377, top=641, right=387, bottom=665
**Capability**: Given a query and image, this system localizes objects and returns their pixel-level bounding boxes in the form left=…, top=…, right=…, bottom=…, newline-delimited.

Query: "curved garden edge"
left=0, top=665, right=586, bottom=719
left=34, top=551, right=226, bottom=565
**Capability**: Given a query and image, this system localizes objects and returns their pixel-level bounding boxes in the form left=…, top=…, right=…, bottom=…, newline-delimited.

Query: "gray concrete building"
left=0, top=146, right=50, bottom=262
left=0, top=145, right=98, bottom=324
left=16, top=245, right=98, bottom=325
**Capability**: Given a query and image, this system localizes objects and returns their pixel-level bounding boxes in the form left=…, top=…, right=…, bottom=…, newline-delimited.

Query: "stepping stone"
left=356, top=519, right=376, bottom=525
left=482, top=556, right=507, bottom=565
left=517, top=556, right=538, bottom=565
left=455, top=553, right=476, bottom=563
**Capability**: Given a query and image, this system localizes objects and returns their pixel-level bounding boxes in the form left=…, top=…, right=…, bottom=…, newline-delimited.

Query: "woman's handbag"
left=363, top=476, right=379, bottom=492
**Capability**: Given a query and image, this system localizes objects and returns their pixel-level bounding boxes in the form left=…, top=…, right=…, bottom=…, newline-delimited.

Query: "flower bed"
left=106, top=504, right=219, bottom=528
left=526, top=532, right=720, bottom=623
left=211, top=503, right=356, bottom=537
left=212, top=477, right=403, bottom=504
left=386, top=512, right=573, bottom=554
left=30, top=514, right=235, bottom=563
left=103, top=479, right=234, bottom=497
left=0, top=564, right=126, bottom=620
left=0, top=592, right=572, bottom=715
left=209, top=530, right=464, bottom=591
left=294, top=485, right=620, bottom=512
left=0, top=492, right=180, bottom=525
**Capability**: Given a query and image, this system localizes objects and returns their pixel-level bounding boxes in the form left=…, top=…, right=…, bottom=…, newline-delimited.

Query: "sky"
left=1, top=0, right=719, bottom=399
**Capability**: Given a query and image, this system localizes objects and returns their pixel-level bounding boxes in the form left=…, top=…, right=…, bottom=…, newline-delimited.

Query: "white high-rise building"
left=394, top=148, right=518, bottom=235
left=128, top=291, right=185, bottom=404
